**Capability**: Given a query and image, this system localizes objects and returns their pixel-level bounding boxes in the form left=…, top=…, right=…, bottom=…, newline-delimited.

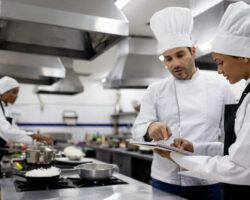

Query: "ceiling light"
left=101, top=77, right=107, bottom=83
left=115, top=0, right=131, bottom=9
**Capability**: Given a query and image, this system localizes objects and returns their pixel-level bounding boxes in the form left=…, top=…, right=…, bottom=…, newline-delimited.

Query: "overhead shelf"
left=111, top=112, right=138, bottom=118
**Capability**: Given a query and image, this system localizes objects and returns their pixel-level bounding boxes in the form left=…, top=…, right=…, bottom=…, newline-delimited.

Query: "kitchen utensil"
left=15, top=168, right=61, bottom=185
left=25, top=145, right=56, bottom=165
left=75, top=163, right=118, bottom=180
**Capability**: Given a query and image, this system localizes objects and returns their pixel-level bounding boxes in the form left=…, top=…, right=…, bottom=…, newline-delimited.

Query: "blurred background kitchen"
left=0, top=0, right=249, bottom=187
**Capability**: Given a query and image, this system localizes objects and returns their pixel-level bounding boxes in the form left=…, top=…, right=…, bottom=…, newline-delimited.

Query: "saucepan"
left=75, top=163, right=119, bottom=180
left=25, top=145, right=57, bottom=165
left=15, top=167, right=61, bottom=185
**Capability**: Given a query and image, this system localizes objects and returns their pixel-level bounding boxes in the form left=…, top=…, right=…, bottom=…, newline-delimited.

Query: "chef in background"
left=132, top=6, right=235, bottom=200
left=0, top=76, right=54, bottom=159
left=161, top=2, right=250, bottom=200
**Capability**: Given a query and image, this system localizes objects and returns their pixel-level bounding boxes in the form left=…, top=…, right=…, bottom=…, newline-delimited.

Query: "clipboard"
left=130, top=140, right=194, bottom=156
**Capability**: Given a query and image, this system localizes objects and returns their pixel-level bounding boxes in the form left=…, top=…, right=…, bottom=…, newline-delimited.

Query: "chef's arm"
left=132, top=86, right=158, bottom=141
left=170, top=153, right=250, bottom=185
left=192, top=141, right=223, bottom=156
left=0, top=114, right=33, bottom=144
left=172, top=137, right=223, bottom=156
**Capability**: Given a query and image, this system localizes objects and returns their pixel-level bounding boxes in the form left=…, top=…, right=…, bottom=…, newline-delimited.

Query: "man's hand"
left=154, top=149, right=171, bottom=159
left=147, top=122, right=172, bottom=141
left=171, top=138, right=194, bottom=152
left=32, top=133, right=54, bottom=145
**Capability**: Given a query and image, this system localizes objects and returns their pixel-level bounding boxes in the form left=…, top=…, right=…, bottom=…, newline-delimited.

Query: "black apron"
left=223, top=83, right=250, bottom=200
left=0, top=101, right=13, bottom=160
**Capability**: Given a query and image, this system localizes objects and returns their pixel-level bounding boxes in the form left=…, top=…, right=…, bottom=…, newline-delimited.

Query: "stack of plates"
left=55, top=157, right=93, bottom=164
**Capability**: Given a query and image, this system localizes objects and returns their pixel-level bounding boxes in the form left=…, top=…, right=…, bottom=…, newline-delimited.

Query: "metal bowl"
left=75, top=163, right=118, bottom=180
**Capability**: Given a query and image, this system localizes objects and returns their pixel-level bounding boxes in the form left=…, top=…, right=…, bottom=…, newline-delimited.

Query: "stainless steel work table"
left=0, top=169, right=185, bottom=200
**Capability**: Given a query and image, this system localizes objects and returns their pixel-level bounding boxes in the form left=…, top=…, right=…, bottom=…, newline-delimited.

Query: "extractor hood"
left=0, top=50, right=65, bottom=84
left=0, top=0, right=129, bottom=60
left=192, top=1, right=225, bottom=69
left=103, top=37, right=169, bottom=89
left=35, top=58, right=83, bottom=95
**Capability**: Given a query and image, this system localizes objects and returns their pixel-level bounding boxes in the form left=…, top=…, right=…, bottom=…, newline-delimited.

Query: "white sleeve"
left=132, top=85, right=157, bottom=141
left=192, top=83, right=236, bottom=156
left=171, top=153, right=250, bottom=185
left=192, top=142, right=224, bottom=156
left=0, top=113, right=33, bottom=144
left=170, top=95, right=250, bottom=185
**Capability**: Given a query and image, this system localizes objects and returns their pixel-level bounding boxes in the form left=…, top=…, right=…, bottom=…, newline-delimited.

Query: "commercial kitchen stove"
left=1, top=158, right=186, bottom=200
left=14, top=176, right=127, bottom=192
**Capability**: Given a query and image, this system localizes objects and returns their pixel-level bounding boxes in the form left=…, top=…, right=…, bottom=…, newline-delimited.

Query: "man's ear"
left=191, top=47, right=196, bottom=57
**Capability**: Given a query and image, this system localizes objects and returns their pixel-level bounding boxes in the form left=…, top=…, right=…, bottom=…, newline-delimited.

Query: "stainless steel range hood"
left=103, top=37, right=169, bottom=89
left=0, top=50, right=65, bottom=84
left=0, top=0, right=129, bottom=60
left=193, top=1, right=225, bottom=69
left=35, top=58, right=83, bottom=95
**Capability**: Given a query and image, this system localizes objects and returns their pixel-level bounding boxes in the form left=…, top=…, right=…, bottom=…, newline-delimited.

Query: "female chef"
left=0, top=76, right=53, bottom=159
left=154, top=2, right=250, bottom=200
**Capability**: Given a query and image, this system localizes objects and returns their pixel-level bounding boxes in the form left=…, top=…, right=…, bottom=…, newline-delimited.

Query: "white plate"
left=55, top=157, right=93, bottom=164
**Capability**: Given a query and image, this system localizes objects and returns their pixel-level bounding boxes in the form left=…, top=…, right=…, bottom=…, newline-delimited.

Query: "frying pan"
left=15, top=169, right=61, bottom=185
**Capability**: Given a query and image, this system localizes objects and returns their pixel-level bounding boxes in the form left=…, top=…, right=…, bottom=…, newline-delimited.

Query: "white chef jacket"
left=171, top=79, right=250, bottom=185
left=132, top=69, right=235, bottom=186
left=0, top=103, right=33, bottom=144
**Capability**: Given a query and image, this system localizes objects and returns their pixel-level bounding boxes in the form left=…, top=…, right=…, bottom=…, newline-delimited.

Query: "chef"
left=164, top=2, right=250, bottom=200
left=0, top=76, right=54, bottom=160
left=132, top=6, right=235, bottom=200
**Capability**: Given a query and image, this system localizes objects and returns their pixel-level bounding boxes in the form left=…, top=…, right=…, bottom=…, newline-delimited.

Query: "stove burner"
left=68, top=177, right=127, bottom=187
left=14, top=176, right=127, bottom=192
left=14, top=178, right=74, bottom=192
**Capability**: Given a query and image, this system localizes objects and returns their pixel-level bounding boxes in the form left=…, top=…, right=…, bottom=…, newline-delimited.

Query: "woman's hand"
left=154, top=149, right=171, bottom=159
left=171, top=138, right=194, bottom=152
left=154, top=138, right=194, bottom=160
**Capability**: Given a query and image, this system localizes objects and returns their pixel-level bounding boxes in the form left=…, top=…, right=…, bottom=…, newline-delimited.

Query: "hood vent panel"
left=103, top=37, right=169, bottom=89
left=0, top=0, right=128, bottom=60
left=35, top=58, right=83, bottom=95
left=0, top=50, right=65, bottom=84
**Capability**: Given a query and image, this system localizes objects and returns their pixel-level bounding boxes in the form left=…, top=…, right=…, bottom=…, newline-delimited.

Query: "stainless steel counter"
left=0, top=159, right=185, bottom=200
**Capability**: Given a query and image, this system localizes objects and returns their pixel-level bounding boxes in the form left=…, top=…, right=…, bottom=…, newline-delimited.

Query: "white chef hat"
left=212, top=1, right=250, bottom=58
left=150, top=7, right=193, bottom=54
left=0, top=76, right=19, bottom=95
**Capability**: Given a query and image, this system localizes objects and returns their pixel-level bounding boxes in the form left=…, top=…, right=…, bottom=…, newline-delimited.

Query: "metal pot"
left=75, top=163, right=118, bottom=180
left=25, top=145, right=56, bottom=165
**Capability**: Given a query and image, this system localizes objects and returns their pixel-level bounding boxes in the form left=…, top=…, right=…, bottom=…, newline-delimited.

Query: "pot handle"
left=39, top=151, right=45, bottom=164
left=13, top=172, right=26, bottom=178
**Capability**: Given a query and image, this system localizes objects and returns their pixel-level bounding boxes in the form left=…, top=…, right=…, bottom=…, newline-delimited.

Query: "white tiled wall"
left=12, top=78, right=143, bottom=142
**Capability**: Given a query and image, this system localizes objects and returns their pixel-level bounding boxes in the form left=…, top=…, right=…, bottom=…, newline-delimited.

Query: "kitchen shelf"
left=111, top=112, right=138, bottom=118
left=111, top=112, right=137, bottom=135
